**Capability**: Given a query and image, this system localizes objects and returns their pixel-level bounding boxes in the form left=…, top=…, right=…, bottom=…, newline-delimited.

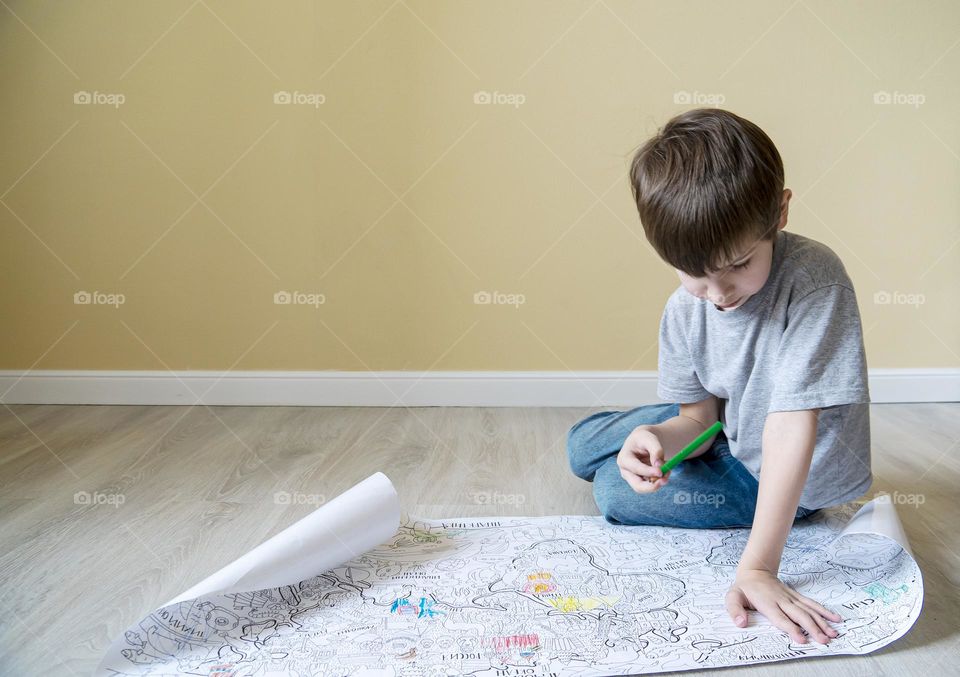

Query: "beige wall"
left=1, top=1, right=957, bottom=371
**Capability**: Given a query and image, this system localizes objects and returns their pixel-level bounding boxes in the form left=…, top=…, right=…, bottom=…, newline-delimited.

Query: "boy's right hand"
left=616, top=425, right=671, bottom=493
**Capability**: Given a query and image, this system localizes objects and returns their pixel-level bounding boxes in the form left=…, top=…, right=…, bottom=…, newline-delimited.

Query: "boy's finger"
left=724, top=590, right=749, bottom=627
left=644, top=469, right=671, bottom=484
left=759, top=603, right=807, bottom=644
left=805, top=606, right=839, bottom=638
left=792, top=597, right=839, bottom=636
left=781, top=602, right=829, bottom=644
left=620, top=467, right=658, bottom=494
left=794, top=595, right=842, bottom=623
left=648, top=445, right=665, bottom=469
left=619, top=454, right=661, bottom=479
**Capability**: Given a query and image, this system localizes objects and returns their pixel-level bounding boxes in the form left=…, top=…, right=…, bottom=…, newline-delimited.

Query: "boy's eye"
left=732, top=260, right=750, bottom=270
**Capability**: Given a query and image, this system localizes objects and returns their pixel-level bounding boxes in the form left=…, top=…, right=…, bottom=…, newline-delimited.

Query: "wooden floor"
left=0, top=402, right=958, bottom=675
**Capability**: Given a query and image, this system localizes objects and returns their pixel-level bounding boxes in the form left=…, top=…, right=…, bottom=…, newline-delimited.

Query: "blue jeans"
left=567, top=402, right=820, bottom=528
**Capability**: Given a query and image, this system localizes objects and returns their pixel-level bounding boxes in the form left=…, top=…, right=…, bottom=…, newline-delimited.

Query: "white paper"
left=164, top=471, right=401, bottom=607
left=96, top=471, right=400, bottom=675
left=97, top=477, right=921, bottom=676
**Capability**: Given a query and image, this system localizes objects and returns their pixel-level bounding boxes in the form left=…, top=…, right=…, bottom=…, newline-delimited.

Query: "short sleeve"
left=767, top=284, right=870, bottom=412
left=657, top=298, right=712, bottom=403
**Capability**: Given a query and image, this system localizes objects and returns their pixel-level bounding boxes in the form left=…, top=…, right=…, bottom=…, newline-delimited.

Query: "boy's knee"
left=591, top=461, right=624, bottom=520
left=592, top=461, right=671, bottom=527
left=566, top=423, right=594, bottom=480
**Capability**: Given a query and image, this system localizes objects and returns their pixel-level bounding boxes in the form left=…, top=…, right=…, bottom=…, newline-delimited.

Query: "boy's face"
left=676, top=189, right=791, bottom=312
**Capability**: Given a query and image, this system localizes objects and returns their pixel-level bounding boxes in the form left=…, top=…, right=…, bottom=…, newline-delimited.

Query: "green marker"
left=658, top=421, right=724, bottom=476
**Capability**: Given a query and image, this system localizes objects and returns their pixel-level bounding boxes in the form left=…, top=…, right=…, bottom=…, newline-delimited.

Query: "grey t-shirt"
left=656, top=230, right=872, bottom=509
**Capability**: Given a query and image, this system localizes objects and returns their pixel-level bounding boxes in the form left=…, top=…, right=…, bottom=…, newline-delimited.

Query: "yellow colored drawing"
left=545, top=595, right=620, bottom=611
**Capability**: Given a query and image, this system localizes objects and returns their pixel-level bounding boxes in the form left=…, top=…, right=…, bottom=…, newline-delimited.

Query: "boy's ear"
left=778, top=188, right=792, bottom=230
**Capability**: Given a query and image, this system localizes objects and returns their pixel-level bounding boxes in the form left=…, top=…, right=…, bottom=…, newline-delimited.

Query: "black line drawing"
left=97, top=497, right=922, bottom=676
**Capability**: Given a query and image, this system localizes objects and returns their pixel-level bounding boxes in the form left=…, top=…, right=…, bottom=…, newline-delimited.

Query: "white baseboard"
left=0, top=369, right=957, bottom=406
left=865, top=368, right=960, bottom=404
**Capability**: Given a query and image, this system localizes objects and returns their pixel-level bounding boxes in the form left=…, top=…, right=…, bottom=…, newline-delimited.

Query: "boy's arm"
left=645, top=395, right=721, bottom=461
left=738, top=408, right=819, bottom=572
left=619, top=396, right=721, bottom=491
left=727, top=408, right=842, bottom=645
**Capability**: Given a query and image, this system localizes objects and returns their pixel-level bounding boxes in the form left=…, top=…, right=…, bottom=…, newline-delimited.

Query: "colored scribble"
left=545, top=595, right=620, bottom=612
left=863, top=582, right=909, bottom=604
left=488, top=633, right=541, bottom=659
left=208, top=665, right=236, bottom=677
left=523, top=571, right=557, bottom=595
left=390, top=597, right=446, bottom=618
left=409, top=528, right=441, bottom=543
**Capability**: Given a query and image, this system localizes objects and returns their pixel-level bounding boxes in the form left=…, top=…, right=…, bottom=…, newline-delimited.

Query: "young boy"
left=566, top=108, right=871, bottom=647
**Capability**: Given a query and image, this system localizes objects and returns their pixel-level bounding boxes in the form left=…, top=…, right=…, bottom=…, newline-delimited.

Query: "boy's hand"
left=726, top=569, right=841, bottom=644
left=616, top=426, right=671, bottom=493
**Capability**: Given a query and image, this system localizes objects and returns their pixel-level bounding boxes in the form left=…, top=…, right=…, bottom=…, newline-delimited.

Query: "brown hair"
left=629, top=108, right=784, bottom=277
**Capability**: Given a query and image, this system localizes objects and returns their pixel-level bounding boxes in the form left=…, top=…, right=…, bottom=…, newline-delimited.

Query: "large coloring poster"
left=97, top=473, right=922, bottom=676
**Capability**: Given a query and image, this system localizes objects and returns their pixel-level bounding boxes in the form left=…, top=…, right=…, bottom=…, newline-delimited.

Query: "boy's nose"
left=707, top=287, right=735, bottom=303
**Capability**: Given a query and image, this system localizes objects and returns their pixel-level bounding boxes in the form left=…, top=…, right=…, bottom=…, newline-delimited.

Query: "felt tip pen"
left=647, top=420, right=723, bottom=480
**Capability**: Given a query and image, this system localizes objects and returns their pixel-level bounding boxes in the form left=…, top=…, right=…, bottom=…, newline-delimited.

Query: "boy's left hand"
left=725, top=569, right=841, bottom=644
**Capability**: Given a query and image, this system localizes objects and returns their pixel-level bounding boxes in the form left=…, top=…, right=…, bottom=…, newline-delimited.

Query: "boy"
left=566, top=108, right=871, bottom=647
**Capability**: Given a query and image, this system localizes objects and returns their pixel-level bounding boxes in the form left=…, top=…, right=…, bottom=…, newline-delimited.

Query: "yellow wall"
left=1, top=1, right=957, bottom=371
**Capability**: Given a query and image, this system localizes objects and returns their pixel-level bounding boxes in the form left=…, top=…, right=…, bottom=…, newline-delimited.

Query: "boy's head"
left=629, top=108, right=791, bottom=311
